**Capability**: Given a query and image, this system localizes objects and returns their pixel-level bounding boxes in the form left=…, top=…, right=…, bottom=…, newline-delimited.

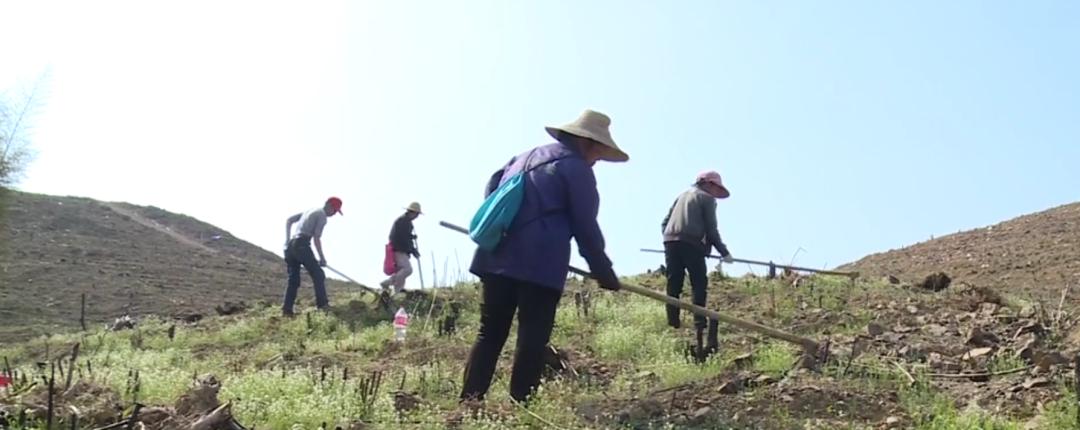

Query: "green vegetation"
left=1, top=275, right=1074, bottom=429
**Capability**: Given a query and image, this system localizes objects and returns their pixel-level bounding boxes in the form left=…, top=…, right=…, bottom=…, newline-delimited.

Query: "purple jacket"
left=470, top=142, right=615, bottom=290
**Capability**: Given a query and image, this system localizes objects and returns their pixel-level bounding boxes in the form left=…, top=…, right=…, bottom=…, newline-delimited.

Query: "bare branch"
left=0, top=75, right=47, bottom=187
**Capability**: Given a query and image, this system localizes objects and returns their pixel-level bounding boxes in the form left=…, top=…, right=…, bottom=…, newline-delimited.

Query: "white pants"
left=381, top=252, right=413, bottom=292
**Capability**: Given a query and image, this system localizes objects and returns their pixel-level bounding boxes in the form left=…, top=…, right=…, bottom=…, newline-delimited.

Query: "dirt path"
left=103, top=202, right=219, bottom=255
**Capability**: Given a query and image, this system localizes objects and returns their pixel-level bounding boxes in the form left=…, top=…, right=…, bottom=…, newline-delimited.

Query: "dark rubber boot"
left=706, top=320, right=720, bottom=355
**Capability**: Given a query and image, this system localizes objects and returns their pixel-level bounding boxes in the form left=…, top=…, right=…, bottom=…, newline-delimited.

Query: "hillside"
left=842, top=202, right=1080, bottom=300
left=4, top=196, right=1080, bottom=428
left=2, top=273, right=1079, bottom=429
left=0, top=191, right=323, bottom=341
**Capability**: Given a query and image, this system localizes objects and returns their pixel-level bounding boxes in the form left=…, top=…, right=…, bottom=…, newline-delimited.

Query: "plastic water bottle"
left=393, top=307, right=409, bottom=343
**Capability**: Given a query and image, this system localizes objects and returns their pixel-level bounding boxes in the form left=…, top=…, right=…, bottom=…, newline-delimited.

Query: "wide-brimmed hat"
left=404, top=202, right=422, bottom=214
left=545, top=109, right=629, bottom=162
left=696, top=171, right=730, bottom=199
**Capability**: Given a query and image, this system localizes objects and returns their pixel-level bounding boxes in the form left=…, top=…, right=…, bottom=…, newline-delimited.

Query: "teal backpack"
left=469, top=154, right=565, bottom=251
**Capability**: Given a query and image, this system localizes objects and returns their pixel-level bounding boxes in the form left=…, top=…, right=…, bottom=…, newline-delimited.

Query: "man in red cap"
left=661, top=171, right=733, bottom=356
left=282, top=197, right=342, bottom=316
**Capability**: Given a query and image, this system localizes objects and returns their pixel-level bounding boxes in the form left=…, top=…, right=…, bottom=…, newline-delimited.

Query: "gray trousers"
left=381, top=252, right=413, bottom=292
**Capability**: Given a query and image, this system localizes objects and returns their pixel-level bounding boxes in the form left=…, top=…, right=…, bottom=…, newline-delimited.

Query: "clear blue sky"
left=2, top=1, right=1078, bottom=286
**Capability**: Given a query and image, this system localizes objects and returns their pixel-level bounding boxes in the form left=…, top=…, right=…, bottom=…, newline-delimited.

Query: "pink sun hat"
left=696, top=171, right=730, bottom=199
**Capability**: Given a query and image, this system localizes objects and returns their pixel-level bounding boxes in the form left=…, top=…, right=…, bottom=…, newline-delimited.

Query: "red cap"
left=327, top=197, right=343, bottom=215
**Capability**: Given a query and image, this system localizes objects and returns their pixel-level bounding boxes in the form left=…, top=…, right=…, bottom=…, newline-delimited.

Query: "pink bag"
left=383, top=243, right=396, bottom=275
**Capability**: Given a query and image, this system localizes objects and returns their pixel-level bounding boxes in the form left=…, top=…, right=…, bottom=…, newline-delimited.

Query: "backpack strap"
left=523, top=154, right=566, bottom=174
left=510, top=153, right=573, bottom=232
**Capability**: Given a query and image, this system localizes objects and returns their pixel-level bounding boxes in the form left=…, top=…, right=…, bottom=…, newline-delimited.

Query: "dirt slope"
left=0, top=191, right=318, bottom=341
left=841, top=202, right=1080, bottom=301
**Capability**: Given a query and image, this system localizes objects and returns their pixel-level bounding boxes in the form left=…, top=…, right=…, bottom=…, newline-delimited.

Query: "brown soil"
left=544, top=345, right=619, bottom=387
left=581, top=269, right=1077, bottom=428
left=19, top=380, right=124, bottom=426
left=580, top=371, right=902, bottom=429
left=840, top=202, right=1080, bottom=303
left=0, top=191, right=347, bottom=342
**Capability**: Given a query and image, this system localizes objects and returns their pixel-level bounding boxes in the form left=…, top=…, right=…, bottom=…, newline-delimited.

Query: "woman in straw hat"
left=380, top=202, right=422, bottom=293
left=661, top=171, right=734, bottom=357
left=461, top=109, right=627, bottom=403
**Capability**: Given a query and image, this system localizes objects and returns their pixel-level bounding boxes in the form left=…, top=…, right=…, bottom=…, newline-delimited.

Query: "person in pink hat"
left=660, top=171, right=733, bottom=356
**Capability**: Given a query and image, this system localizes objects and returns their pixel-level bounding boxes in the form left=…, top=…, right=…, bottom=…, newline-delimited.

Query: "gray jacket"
left=661, top=187, right=730, bottom=256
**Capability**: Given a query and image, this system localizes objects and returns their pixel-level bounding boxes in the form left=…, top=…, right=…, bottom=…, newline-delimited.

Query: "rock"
left=918, top=272, right=952, bottom=292
left=753, top=374, right=778, bottom=386
left=214, top=301, right=248, bottom=316
left=882, top=333, right=906, bottom=344
left=867, top=323, right=886, bottom=337
left=109, top=315, right=137, bottom=331
left=967, top=327, right=1001, bottom=347
left=906, top=305, right=920, bottom=315
left=928, top=353, right=963, bottom=373
left=1015, top=335, right=1039, bottom=362
left=915, top=315, right=929, bottom=325
left=961, top=347, right=994, bottom=360
left=718, top=378, right=746, bottom=395
left=732, top=353, right=754, bottom=369
left=929, top=344, right=969, bottom=357
left=979, top=302, right=1000, bottom=317
left=1022, top=377, right=1052, bottom=390
left=885, top=416, right=902, bottom=427
left=899, top=344, right=927, bottom=360
left=892, top=324, right=917, bottom=334
left=1035, top=351, right=1070, bottom=371
left=692, top=406, right=712, bottom=420
left=924, top=324, right=949, bottom=337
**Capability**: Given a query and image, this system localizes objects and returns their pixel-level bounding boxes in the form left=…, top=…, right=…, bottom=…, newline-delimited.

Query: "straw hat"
left=545, top=109, right=629, bottom=162
left=404, top=202, right=423, bottom=214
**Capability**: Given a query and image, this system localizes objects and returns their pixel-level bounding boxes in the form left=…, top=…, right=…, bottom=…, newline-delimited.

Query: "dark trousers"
left=283, top=238, right=328, bottom=314
left=461, top=275, right=562, bottom=402
left=664, top=241, right=719, bottom=347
